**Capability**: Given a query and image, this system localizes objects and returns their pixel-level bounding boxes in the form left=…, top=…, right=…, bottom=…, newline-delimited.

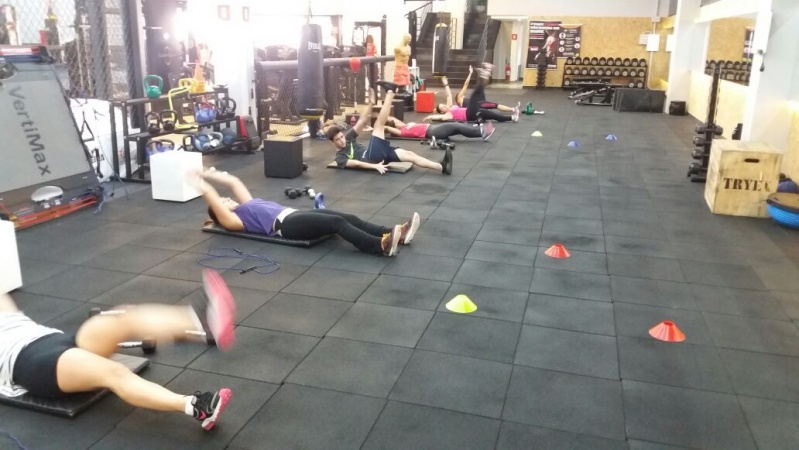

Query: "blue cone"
left=567, top=140, right=580, bottom=148
left=606, top=134, right=618, bottom=141
left=314, top=193, right=326, bottom=209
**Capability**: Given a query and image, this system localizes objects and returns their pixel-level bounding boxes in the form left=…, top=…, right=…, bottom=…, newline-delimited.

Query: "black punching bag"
left=433, top=23, right=449, bottom=77
left=298, top=24, right=326, bottom=119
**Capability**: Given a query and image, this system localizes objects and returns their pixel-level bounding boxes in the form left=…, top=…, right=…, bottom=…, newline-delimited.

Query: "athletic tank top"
left=0, top=312, right=61, bottom=397
left=233, top=199, right=287, bottom=235
left=450, top=106, right=467, bottom=122
left=401, top=123, right=429, bottom=139
left=366, top=43, right=376, bottom=57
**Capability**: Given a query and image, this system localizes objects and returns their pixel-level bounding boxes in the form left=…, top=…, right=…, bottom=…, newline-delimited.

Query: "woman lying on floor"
left=426, top=68, right=519, bottom=123
left=194, top=168, right=420, bottom=256
left=453, top=65, right=520, bottom=114
left=384, top=117, right=495, bottom=142
left=0, top=271, right=235, bottom=430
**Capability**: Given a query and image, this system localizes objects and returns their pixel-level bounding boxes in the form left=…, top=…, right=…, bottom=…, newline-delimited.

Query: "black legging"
left=466, top=78, right=513, bottom=122
left=276, top=210, right=391, bottom=255
left=425, top=122, right=482, bottom=140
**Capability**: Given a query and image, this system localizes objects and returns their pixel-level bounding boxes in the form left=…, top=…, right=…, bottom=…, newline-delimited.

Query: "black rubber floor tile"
left=145, top=252, right=230, bottom=282
left=327, top=302, right=433, bottom=347
left=417, top=313, right=521, bottom=363
left=389, top=350, right=512, bottom=418
left=313, top=248, right=391, bottom=274
left=607, top=253, right=684, bottom=282
left=539, top=230, right=606, bottom=253
left=18, top=257, right=73, bottom=285
left=534, top=248, right=608, bottom=274
left=439, top=283, right=528, bottom=322
left=23, top=266, right=137, bottom=302
left=690, top=284, right=789, bottom=319
left=542, top=216, right=604, bottom=235
left=129, top=227, right=212, bottom=251
left=189, top=327, right=318, bottom=383
left=600, top=206, right=663, bottom=224
left=623, top=380, right=756, bottom=449
left=627, top=441, right=695, bottom=450
left=221, top=262, right=308, bottom=292
left=282, top=267, right=377, bottom=301
left=466, top=241, right=538, bottom=266
left=110, top=369, right=277, bottom=450
left=10, top=291, right=82, bottom=323
left=775, top=290, right=799, bottom=319
left=82, top=245, right=181, bottom=274
left=440, top=193, right=497, bottom=210
left=416, top=218, right=483, bottom=240
left=704, top=312, right=799, bottom=357
left=669, top=241, right=741, bottom=264
left=602, top=220, right=668, bottom=240
left=0, top=362, right=181, bottom=450
left=605, top=235, right=675, bottom=259
left=524, top=293, right=615, bottom=335
left=530, top=268, right=611, bottom=302
left=719, top=348, right=799, bottom=402
left=739, top=396, right=799, bottom=450
left=326, top=198, right=388, bottom=216
left=484, top=210, right=546, bottom=228
left=454, top=260, right=534, bottom=292
left=377, top=202, right=437, bottom=220
left=247, top=240, right=334, bottom=266
left=614, top=303, right=715, bottom=346
left=404, top=234, right=473, bottom=258
left=383, top=252, right=463, bottom=282
left=545, top=203, right=602, bottom=220
left=241, top=293, right=350, bottom=337
left=287, top=337, right=412, bottom=397
left=611, top=276, right=697, bottom=310
left=515, top=325, right=618, bottom=379
left=476, top=222, right=541, bottom=246
left=358, top=274, right=449, bottom=310
left=496, top=421, right=628, bottom=450
left=753, top=264, right=799, bottom=292
left=185, top=233, right=267, bottom=256
left=547, top=193, right=601, bottom=208
left=362, top=402, right=500, bottom=450
left=678, top=259, right=766, bottom=290
left=230, top=384, right=384, bottom=450
left=503, top=366, right=625, bottom=440
left=429, top=206, right=489, bottom=223
left=179, top=284, right=275, bottom=326
left=492, top=199, right=548, bottom=216
left=618, top=336, right=732, bottom=393
left=89, top=274, right=200, bottom=306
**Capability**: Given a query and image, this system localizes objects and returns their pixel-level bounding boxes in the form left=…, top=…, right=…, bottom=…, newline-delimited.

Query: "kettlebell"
left=220, top=128, right=237, bottom=146
left=145, top=139, right=174, bottom=157
left=207, top=132, right=223, bottom=148
left=219, top=97, right=237, bottom=120
left=145, top=111, right=162, bottom=135
left=284, top=187, right=303, bottom=199
left=194, top=101, right=216, bottom=124
left=160, top=110, right=178, bottom=132
left=189, top=134, right=211, bottom=152
left=143, top=75, right=163, bottom=99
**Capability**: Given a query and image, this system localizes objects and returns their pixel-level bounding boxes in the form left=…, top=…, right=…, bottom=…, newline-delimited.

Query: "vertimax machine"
left=0, top=45, right=102, bottom=229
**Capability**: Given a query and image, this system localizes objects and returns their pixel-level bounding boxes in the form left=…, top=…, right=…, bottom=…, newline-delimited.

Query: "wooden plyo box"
left=705, top=140, right=782, bottom=218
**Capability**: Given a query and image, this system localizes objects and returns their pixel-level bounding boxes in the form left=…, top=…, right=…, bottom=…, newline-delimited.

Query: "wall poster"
left=557, top=24, right=582, bottom=59
left=526, top=20, right=561, bottom=70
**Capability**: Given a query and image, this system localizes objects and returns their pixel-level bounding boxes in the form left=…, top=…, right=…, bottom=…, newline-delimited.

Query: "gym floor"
left=4, top=88, right=799, bottom=449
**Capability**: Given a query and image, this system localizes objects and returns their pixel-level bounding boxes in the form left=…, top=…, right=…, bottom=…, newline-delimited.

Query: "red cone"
left=544, top=243, right=571, bottom=259
left=649, top=321, right=686, bottom=343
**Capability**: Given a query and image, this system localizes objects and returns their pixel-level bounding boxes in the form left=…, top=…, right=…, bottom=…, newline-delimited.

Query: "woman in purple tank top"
left=195, top=169, right=420, bottom=256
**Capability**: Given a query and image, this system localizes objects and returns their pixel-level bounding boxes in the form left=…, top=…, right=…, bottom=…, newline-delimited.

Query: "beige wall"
left=522, top=16, right=653, bottom=88
left=649, top=15, right=675, bottom=91
left=784, top=110, right=799, bottom=178
left=687, top=71, right=747, bottom=140
left=707, top=17, right=755, bottom=63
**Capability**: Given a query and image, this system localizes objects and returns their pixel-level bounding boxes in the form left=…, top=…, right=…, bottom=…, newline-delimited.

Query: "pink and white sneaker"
left=192, top=388, right=232, bottom=430
left=200, top=269, right=236, bottom=351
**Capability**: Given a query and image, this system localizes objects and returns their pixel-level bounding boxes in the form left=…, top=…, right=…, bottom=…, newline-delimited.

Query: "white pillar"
left=665, top=0, right=708, bottom=110
left=507, top=20, right=524, bottom=81
left=741, top=0, right=799, bottom=150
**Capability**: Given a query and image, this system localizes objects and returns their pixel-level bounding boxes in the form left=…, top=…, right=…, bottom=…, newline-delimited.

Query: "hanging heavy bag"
left=433, top=23, right=449, bottom=78
left=297, top=23, right=326, bottom=119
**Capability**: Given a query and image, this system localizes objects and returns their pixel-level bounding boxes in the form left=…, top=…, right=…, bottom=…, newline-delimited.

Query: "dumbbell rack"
left=687, top=68, right=723, bottom=183
left=562, top=56, right=647, bottom=90
left=535, top=64, right=547, bottom=90
left=705, top=60, right=752, bottom=84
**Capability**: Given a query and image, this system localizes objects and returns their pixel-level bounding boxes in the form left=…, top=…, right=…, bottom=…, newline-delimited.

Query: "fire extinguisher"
left=505, top=61, right=511, bottom=81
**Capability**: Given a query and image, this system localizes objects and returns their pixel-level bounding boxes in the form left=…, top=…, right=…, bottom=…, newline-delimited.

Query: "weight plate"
left=590, top=57, right=599, bottom=65
left=631, top=59, right=639, bottom=67
left=623, top=58, right=631, bottom=67
left=599, top=57, right=607, bottom=65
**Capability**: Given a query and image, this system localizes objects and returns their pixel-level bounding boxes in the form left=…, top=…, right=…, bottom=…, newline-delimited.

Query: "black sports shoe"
left=375, top=80, right=399, bottom=92
left=440, top=149, right=453, bottom=175
left=192, top=389, right=232, bottom=430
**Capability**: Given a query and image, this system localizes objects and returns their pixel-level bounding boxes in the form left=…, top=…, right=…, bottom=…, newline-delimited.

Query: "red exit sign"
left=511, top=33, right=518, bottom=40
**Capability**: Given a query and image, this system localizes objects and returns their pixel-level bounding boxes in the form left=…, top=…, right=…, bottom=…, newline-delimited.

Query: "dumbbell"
left=88, top=308, right=216, bottom=351
left=119, top=339, right=157, bottom=354
left=692, top=148, right=706, bottom=159
left=694, top=123, right=724, bottom=136
left=693, top=135, right=708, bottom=147
left=284, top=187, right=308, bottom=199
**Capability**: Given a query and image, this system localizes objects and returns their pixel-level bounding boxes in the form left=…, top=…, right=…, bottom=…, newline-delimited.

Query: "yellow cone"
left=531, top=131, right=543, bottom=137
left=445, top=294, right=477, bottom=314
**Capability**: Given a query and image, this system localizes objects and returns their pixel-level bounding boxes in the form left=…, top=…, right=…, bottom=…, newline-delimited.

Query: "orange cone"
left=649, top=321, right=686, bottom=343
left=544, top=243, right=571, bottom=259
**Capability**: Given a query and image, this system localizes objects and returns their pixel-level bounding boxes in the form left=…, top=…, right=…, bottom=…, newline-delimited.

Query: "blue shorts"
left=364, top=136, right=400, bottom=164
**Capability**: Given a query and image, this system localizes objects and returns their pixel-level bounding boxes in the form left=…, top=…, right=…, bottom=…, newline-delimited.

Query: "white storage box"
left=150, top=150, right=203, bottom=202
left=0, top=219, right=22, bottom=293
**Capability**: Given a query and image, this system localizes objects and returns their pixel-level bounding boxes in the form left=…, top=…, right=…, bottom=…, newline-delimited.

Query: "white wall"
left=665, top=0, right=708, bottom=108
left=488, top=0, right=660, bottom=18
left=433, top=0, right=466, bottom=49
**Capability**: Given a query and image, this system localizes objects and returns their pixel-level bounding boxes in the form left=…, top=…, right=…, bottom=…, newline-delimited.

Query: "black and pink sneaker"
left=200, top=269, right=236, bottom=351
left=192, top=389, right=232, bottom=430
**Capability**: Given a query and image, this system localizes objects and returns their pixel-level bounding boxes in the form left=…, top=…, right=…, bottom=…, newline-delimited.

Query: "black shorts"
left=13, top=332, right=77, bottom=398
left=365, top=135, right=400, bottom=164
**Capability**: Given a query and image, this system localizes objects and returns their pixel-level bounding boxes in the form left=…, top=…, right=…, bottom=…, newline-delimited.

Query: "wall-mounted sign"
left=526, top=20, right=561, bottom=70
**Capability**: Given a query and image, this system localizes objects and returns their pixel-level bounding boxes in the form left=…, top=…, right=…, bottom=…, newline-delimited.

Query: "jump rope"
left=197, top=247, right=280, bottom=275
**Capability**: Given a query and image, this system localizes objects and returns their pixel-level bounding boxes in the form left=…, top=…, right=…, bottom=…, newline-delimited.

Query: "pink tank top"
left=450, top=106, right=467, bottom=122
left=400, top=123, right=429, bottom=139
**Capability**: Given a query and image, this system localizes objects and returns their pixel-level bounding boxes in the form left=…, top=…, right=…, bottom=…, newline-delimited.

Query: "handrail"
left=476, top=18, right=490, bottom=63
left=405, top=1, right=434, bottom=17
